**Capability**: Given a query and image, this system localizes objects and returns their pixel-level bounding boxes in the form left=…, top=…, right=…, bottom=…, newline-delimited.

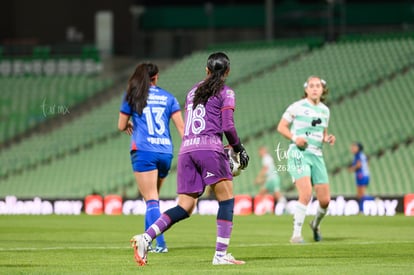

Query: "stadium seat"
left=1, top=35, right=413, bottom=199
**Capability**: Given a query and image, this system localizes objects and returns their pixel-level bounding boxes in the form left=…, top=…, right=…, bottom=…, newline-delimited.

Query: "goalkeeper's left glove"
left=232, top=142, right=249, bottom=169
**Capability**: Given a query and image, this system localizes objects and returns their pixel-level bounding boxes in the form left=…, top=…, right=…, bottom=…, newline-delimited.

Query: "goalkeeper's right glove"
left=232, top=142, right=249, bottom=169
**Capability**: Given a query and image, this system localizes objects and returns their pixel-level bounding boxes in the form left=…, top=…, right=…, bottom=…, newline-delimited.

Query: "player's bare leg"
left=310, top=184, right=330, bottom=241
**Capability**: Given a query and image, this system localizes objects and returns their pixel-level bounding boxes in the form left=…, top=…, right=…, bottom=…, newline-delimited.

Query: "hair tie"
left=304, top=78, right=327, bottom=88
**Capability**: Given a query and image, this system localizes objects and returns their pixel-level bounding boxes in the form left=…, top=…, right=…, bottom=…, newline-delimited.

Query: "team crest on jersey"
left=226, top=89, right=235, bottom=98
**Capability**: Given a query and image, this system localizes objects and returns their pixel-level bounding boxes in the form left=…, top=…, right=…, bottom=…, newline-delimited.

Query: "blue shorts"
left=176, top=150, right=232, bottom=196
left=130, top=150, right=173, bottom=178
left=356, top=176, right=370, bottom=187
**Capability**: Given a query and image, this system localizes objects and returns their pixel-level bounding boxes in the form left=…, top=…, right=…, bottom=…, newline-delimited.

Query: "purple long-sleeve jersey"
left=179, top=83, right=240, bottom=155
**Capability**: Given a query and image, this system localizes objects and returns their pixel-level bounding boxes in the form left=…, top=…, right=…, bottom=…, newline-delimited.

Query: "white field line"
left=0, top=240, right=413, bottom=252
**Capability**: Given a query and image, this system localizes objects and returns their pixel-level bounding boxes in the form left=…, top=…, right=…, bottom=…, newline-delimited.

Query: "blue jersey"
left=120, top=86, right=181, bottom=154
left=353, top=152, right=370, bottom=182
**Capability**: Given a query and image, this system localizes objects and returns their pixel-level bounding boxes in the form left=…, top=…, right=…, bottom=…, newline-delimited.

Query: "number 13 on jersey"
left=143, top=106, right=166, bottom=135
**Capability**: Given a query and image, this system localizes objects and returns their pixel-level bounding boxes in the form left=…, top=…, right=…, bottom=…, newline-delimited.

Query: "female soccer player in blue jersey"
left=277, top=76, right=336, bottom=243
left=348, top=142, right=371, bottom=211
left=118, top=63, right=184, bottom=253
left=130, top=52, right=249, bottom=266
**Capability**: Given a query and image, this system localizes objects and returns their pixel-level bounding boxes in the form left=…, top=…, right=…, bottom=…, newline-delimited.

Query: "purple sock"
left=146, top=214, right=171, bottom=240
left=216, top=219, right=233, bottom=253
left=215, top=198, right=234, bottom=253
left=146, top=205, right=189, bottom=240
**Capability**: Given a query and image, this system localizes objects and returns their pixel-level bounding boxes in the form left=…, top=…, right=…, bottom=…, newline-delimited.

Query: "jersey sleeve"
left=170, top=96, right=181, bottom=115
left=221, top=88, right=236, bottom=110
left=262, top=155, right=273, bottom=168
left=222, top=108, right=239, bottom=146
left=119, top=93, right=132, bottom=115
left=282, top=103, right=296, bottom=123
left=221, top=88, right=239, bottom=146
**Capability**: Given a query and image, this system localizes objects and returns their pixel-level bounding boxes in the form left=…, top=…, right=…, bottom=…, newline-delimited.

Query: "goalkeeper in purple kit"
left=130, top=52, right=249, bottom=266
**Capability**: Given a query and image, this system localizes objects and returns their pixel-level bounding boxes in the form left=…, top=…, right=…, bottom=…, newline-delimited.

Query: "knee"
left=218, top=198, right=235, bottom=221
left=177, top=197, right=197, bottom=216
left=298, top=193, right=312, bottom=205
left=164, top=205, right=190, bottom=223
left=319, top=197, right=331, bottom=209
left=179, top=202, right=196, bottom=216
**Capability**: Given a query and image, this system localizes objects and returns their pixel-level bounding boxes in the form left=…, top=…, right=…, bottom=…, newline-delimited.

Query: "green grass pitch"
left=0, top=214, right=413, bottom=274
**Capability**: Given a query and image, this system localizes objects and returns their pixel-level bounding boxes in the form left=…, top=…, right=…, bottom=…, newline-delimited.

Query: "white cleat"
left=154, top=246, right=169, bottom=253
left=212, top=253, right=245, bottom=265
left=290, top=236, right=305, bottom=244
left=130, top=234, right=151, bottom=266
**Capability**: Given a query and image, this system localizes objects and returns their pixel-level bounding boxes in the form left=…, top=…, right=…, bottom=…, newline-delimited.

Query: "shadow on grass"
left=317, top=236, right=356, bottom=242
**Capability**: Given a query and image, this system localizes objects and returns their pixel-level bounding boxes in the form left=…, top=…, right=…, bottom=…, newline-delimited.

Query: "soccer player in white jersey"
left=277, top=76, right=336, bottom=243
left=254, top=146, right=283, bottom=203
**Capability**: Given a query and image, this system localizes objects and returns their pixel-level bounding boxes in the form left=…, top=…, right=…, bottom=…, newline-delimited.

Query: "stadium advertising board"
left=0, top=196, right=82, bottom=215
left=234, top=194, right=253, bottom=215
left=276, top=196, right=399, bottom=216
left=404, top=194, right=414, bottom=216
left=0, top=195, right=404, bottom=216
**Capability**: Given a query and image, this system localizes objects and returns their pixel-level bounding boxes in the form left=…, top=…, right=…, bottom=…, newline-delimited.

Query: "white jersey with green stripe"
left=282, top=98, right=330, bottom=156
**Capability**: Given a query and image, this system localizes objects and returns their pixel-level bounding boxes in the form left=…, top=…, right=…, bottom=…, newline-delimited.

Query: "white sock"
left=312, top=205, right=327, bottom=228
left=292, top=202, right=307, bottom=238
left=215, top=250, right=226, bottom=257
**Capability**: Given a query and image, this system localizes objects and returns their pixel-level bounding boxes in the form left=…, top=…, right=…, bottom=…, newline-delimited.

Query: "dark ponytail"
left=193, top=52, right=230, bottom=109
left=126, top=63, right=159, bottom=115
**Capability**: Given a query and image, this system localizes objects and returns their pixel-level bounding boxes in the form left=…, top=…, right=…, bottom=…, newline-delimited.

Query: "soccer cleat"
left=309, top=221, right=322, bottom=242
left=290, top=236, right=305, bottom=244
left=130, top=234, right=151, bottom=266
left=212, top=253, right=245, bottom=265
left=154, top=246, right=168, bottom=253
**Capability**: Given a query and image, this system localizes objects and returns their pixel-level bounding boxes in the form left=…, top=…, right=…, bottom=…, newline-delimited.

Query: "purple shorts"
left=176, top=150, right=232, bottom=196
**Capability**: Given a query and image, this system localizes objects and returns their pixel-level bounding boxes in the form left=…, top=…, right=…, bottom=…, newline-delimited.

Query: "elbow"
left=276, top=122, right=283, bottom=134
left=118, top=122, right=126, bottom=132
left=222, top=119, right=236, bottom=134
left=118, top=114, right=128, bottom=132
left=223, top=126, right=239, bottom=145
left=223, top=125, right=235, bottom=136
